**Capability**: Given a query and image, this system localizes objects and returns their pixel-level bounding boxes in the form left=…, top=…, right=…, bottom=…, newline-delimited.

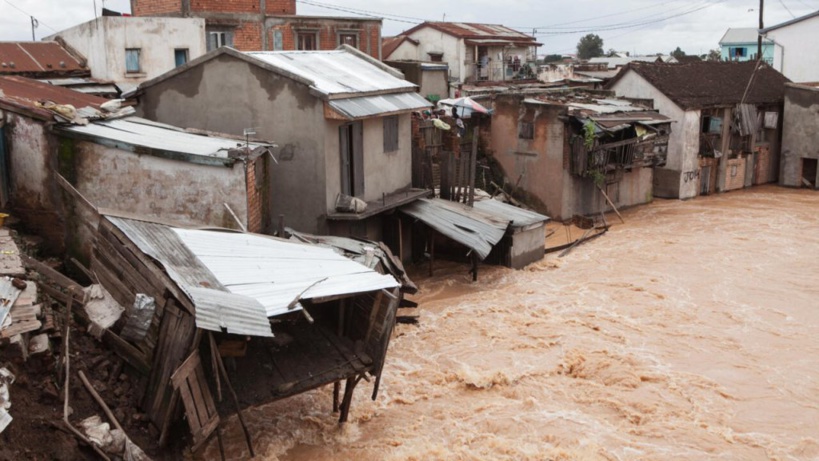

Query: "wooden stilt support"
left=428, top=228, right=435, bottom=277
left=470, top=252, right=479, bottom=282
left=597, top=185, right=625, bottom=224
left=333, top=381, right=341, bottom=413
left=209, top=333, right=254, bottom=457
left=339, top=375, right=361, bottom=423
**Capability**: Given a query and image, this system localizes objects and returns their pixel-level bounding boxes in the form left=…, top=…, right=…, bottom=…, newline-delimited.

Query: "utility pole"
left=757, top=0, right=764, bottom=61
left=30, top=16, right=38, bottom=41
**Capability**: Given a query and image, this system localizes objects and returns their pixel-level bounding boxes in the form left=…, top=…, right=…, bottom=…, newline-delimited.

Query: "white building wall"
left=405, top=27, right=463, bottom=81
left=385, top=41, right=418, bottom=61
left=764, top=15, right=819, bottom=83
left=49, top=17, right=206, bottom=88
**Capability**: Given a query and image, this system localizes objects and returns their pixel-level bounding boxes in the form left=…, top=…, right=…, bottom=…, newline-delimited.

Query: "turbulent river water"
left=206, top=185, right=819, bottom=460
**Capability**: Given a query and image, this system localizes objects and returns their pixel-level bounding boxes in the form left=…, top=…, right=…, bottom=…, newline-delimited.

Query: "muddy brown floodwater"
left=205, top=185, right=819, bottom=461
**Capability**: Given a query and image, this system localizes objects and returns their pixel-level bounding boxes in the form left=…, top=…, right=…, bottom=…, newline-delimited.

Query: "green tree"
left=706, top=48, right=722, bottom=61
left=576, top=34, right=604, bottom=60
left=542, top=54, right=564, bottom=63
left=671, top=46, right=686, bottom=59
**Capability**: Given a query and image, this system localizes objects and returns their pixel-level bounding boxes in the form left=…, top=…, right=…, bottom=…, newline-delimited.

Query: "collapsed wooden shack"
left=89, top=214, right=410, bottom=451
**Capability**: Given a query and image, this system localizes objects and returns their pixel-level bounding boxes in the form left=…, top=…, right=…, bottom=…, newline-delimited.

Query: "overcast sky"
left=2, top=0, right=817, bottom=56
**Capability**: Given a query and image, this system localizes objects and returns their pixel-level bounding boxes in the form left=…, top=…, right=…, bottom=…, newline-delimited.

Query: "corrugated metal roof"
left=107, top=217, right=272, bottom=337
left=400, top=198, right=510, bottom=259
left=719, top=28, right=772, bottom=45
left=414, top=22, right=538, bottom=41
left=588, top=56, right=668, bottom=69
left=173, top=229, right=400, bottom=317
left=108, top=217, right=400, bottom=336
left=0, top=42, right=86, bottom=75
left=329, top=92, right=431, bottom=118
left=473, top=199, right=549, bottom=228
left=59, top=116, right=266, bottom=159
left=245, top=50, right=416, bottom=95
left=0, top=75, right=107, bottom=119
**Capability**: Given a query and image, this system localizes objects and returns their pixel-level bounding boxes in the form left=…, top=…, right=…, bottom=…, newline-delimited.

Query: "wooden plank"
left=101, top=221, right=194, bottom=313
left=0, top=319, right=41, bottom=338
left=95, top=235, right=168, bottom=299
left=176, top=382, right=202, bottom=433
left=195, top=364, right=218, bottom=419
left=20, top=254, right=83, bottom=292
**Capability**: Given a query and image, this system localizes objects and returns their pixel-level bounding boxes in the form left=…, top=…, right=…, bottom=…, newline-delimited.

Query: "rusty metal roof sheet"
left=329, top=92, right=431, bottom=119
left=106, top=216, right=400, bottom=336
left=0, top=42, right=86, bottom=75
left=400, top=198, right=511, bottom=260
left=473, top=199, right=549, bottom=228
left=0, top=75, right=106, bottom=119
left=408, top=22, right=538, bottom=41
left=58, top=117, right=268, bottom=162
left=245, top=49, right=416, bottom=96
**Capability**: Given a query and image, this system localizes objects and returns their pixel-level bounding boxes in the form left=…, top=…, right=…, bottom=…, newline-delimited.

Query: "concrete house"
left=384, top=22, right=541, bottom=85
left=780, top=82, right=819, bottom=188
left=46, top=16, right=207, bottom=92
left=607, top=61, right=789, bottom=199
left=384, top=60, right=449, bottom=102
left=130, top=0, right=382, bottom=59
left=760, top=10, right=819, bottom=83
left=487, top=91, right=671, bottom=220
left=719, top=28, right=774, bottom=64
left=129, top=46, right=431, bottom=246
left=0, top=75, right=271, bottom=257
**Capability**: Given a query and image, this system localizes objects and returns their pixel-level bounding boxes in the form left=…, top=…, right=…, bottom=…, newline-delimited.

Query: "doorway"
left=801, top=158, right=817, bottom=188
left=339, top=121, right=364, bottom=197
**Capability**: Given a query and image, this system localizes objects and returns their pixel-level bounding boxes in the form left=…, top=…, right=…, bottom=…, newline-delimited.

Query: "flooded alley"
left=209, top=185, right=819, bottom=460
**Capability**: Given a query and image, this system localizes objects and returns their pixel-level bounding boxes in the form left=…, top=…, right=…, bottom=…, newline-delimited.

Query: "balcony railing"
left=571, top=134, right=669, bottom=178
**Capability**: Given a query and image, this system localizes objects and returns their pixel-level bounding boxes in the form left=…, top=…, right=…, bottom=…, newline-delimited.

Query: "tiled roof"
left=0, top=42, right=86, bottom=76
left=607, top=61, right=790, bottom=109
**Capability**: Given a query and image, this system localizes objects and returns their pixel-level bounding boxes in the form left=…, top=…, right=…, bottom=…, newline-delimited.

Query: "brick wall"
left=234, top=22, right=263, bottom=50
left=267, top=20, right=380, bottom=58
left=132, top=0, right=181, bottom=16
left=245, top=156, right=263, bottom=234
left=189, top=0, right=259, bottom=13
left=266, top=0, right=295, bottom=14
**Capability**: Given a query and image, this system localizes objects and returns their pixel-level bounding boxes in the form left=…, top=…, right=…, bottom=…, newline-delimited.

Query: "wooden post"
left=428, top=228, right=435, bottom=277
left=278, top=214, right=285, bottom=237
left=471, top=252, right=479, bottom=282
left=398, top=218, right=404, bottom=262
left=468, top=127, right=478, bottom=206
left=208, top=333, right=255, bottom=457
left=596, top=185, right=625, bottom=224
left=441, top=152, right=451, bottom=200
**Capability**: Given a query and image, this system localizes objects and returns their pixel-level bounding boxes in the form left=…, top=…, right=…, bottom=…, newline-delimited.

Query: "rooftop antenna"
left=243, top=127, right=257, bottom=150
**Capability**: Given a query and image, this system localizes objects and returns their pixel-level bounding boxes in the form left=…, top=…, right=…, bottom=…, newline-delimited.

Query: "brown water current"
left=205, top=185, right=819, bottom=460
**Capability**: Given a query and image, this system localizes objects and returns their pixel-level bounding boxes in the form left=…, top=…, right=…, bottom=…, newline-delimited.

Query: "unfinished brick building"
left=130, top=0, right=382, bottom=58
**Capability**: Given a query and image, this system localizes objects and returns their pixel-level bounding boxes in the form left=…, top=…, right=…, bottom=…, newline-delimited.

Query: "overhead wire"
left=2, top=0, right=59, bottom=33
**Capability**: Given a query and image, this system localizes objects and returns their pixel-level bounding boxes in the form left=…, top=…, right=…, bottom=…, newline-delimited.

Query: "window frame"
left=338, top=32, right=359, bottom=48
left=383, top=115, right=399, bottom=153
left=125, top=48, right=141, bottom=73
left=174, top=48, right=189, bottom=67
left=296, top=30, right=319, bottom=51
left=207, top=29, right=234, bottom=51
left=518, top=121, right=534, bottom=140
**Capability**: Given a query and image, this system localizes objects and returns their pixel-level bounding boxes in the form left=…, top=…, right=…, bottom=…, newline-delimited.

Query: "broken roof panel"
left=329, top=92, right=431, bottom=119
left=0, top=42, right=86, bottom=75
left=173, top=229, right=400, bottom=317
left=473, top=200, right=550, bottom=228
left=400, top=198, right=511, bottom=259
left=245, top=49, right=416, bottom=96
left=106, top=217, right=400, bottom=335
